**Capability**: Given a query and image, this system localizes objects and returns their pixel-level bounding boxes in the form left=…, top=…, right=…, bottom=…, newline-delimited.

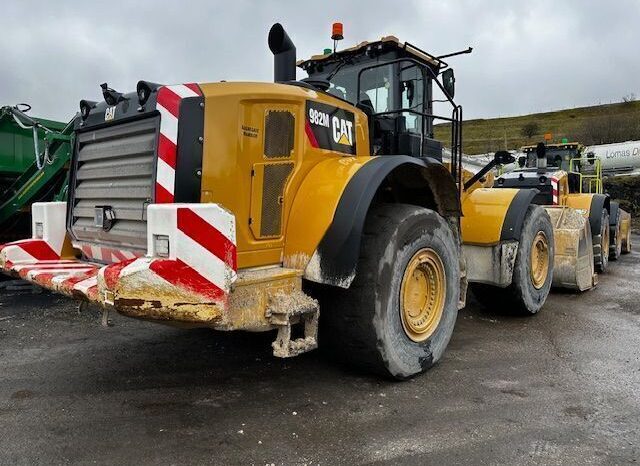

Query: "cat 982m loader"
left=0, top=24, right=557, bottom=378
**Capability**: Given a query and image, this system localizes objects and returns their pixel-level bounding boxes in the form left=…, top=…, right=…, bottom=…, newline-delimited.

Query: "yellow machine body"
left=197, top=82, right=372, bottom=270
left=461, top=187, right=520, bottom=245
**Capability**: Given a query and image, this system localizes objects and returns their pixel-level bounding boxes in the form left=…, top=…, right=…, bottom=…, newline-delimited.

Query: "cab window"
left=399, top=63, right=425, bottom=133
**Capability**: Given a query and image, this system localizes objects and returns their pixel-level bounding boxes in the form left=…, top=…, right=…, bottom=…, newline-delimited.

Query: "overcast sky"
left=2, top=0, right=639, bottom=122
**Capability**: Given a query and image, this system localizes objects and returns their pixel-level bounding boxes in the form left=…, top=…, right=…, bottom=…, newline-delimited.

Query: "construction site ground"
left=1, top=236, right=639, bottom=465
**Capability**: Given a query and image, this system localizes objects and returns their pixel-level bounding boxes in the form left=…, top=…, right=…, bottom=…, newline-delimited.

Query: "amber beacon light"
left=331, top=22, right=344, bottom=52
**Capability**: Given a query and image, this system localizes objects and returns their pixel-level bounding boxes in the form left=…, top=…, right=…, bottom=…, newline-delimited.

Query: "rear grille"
left=260, top=162, right=294, bottom=237
left=70, top=117, right=158, bottom=251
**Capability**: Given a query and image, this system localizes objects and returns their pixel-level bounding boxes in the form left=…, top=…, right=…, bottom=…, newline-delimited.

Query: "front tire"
left=319, top=204, right=460, bottom=380
left=471, top=205, right=554, bottom=315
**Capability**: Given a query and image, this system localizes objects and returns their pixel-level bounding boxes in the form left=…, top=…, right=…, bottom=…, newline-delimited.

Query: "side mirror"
left=517, top=156, right=527, bottom=168
left=587, top=151, right=595, bottom=165
left=494, top=150, right=515, bottom=165
left=404, top=81, right=415, bottom=106
left=442, top=68, right=455, bottom=99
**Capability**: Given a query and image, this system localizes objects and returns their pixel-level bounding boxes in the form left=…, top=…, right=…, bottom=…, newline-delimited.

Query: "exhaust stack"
left=268, top=23, right=296, bottom=83
left=536, top=142, right=547, bottom=169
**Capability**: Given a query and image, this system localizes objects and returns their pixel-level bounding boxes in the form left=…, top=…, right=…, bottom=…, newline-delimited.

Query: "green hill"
left=434, top=100, right=640, bottom=155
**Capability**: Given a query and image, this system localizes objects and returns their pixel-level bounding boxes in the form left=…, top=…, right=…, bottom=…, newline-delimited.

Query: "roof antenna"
left=331, top=22, right=343, bottom=53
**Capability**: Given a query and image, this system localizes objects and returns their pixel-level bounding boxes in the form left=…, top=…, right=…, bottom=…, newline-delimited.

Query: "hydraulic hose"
left=2, top=105, right=59, bottom=170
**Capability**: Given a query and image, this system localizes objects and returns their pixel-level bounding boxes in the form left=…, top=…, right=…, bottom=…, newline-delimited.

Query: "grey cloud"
left=1, top=0, right=638, bottom=121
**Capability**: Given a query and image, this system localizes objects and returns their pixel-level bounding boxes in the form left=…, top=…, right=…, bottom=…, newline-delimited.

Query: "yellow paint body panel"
left=565, top=193, right=594, bottom=213
left=197, top=82, right=371, bottom=270
left=283, top=156, right=374, bottom=269
left=460, top=188, right=520, bottom=245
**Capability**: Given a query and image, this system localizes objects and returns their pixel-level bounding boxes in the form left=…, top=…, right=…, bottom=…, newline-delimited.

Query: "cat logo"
left=105, top=106, right=116, bottom=121
left=305, top=100, right=356, bottom=155
left=332, top=117, right=354, bottom=146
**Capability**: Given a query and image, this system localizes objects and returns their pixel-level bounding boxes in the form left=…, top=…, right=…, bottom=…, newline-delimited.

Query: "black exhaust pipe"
left=268, top=23, right=296, bottom=83
left=536, top=142, right=547, bottom=169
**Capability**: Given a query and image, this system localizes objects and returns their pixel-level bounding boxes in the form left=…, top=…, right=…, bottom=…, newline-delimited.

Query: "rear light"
left=79, top=100, right=96, bottom=120
left=137, top=84, right=150, bottom=106
left=34, top=222, right=43, bottom=239
left=153, top=235, right=170, bottom=258
left=136, top=81, right=162, bottom=106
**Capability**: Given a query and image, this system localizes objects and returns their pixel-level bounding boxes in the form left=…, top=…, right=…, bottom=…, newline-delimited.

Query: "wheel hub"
left=400, top=248, right=446, bottom=342
left=530, top=231, right=550, bottom=290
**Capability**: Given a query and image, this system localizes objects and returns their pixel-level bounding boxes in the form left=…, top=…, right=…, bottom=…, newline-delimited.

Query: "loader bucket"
left=544, top=206, right=596, bottom=291
left=620, top=209, right=632, bottom=254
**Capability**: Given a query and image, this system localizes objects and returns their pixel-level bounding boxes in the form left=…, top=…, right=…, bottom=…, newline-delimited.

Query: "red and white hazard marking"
left=550, top=176, right=559, bottom=205
left=0, top=202, right=67, bottom=267
left=0, top=201, right=237, bottom=313
left=108, top=204, right=237, bottom=302
left=77, top=244, right=142, bottom=264
left=155, top=83, right=202, bottom=204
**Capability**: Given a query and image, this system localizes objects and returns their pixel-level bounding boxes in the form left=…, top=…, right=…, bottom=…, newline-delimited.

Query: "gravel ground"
left=0, top=238, right=639, bottom=465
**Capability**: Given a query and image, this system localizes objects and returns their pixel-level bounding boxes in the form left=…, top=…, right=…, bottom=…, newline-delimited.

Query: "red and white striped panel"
left=0, top=202, right=68, bottom=268
left=6, top=258, right=101, bottom=299
left=550, top=176, right=559, bottom=205
left=101, top=204, right=237, bottom=304
left=155, top=83, right=202, bottom=204
left=77, top=243, right=143, bottom=264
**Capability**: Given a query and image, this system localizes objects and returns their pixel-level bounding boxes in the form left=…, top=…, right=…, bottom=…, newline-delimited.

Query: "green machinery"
left=0, top=105, right=74, bottom=241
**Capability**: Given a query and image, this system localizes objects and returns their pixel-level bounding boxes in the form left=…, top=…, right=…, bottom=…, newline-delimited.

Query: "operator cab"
left=298, top=37, right=458, bottom=160
left=521, top=142, right=583, bottom=172
left=495, top=142, right=582, bottom=202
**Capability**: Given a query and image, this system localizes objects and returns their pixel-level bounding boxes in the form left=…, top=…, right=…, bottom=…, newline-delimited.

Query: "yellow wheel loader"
left=505, top=143, right=632, bottom=270
left=494, top=141, right=632, bottom=291
left=0, top=24, right=554, bottom=379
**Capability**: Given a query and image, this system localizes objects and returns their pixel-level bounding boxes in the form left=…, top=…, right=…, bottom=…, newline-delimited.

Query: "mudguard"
left=461, top=188, right=538, bottom=246
left=461, top=188, right=538, bottom=288
left=290, top=155, right=460, bottom=288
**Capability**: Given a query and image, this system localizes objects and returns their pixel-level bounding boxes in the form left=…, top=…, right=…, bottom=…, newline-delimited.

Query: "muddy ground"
left=0, top=238, right=639, bottom=465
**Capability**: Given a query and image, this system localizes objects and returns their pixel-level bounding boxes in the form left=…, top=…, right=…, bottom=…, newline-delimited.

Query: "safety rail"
left=570, top=157, right=602, bottom=194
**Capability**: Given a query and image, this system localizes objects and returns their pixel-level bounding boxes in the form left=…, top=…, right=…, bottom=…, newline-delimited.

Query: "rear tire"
left=609, top=208, right=622, bottom=261
left=471, top=205, right=554, bottom=315
left=594, top=210, right=610, bottom=273
left=318, top=204, right=460, bottom=380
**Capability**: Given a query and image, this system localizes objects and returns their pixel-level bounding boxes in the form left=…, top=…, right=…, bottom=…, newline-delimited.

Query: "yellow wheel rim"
left=400, top=248, right=446, bottom=342
left=530, top=231, right=550, bottom=290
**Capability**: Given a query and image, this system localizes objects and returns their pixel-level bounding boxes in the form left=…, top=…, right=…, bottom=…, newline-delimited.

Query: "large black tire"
left=594, top=210, right=610, bottom=273
left=317, top=204, right=460, bottom=380
left=471, top=205, right=554, bottom=315
left=609, top=207, right=622, bottom=261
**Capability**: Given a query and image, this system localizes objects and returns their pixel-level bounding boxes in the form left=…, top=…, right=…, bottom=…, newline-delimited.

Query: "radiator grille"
left=70, top=117, right=158, bottom=251
left=264, top=110, right=294, bottom=158
left=260, top=163, right=294, bottom=237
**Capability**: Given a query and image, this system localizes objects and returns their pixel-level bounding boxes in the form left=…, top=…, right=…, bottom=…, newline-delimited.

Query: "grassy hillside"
left=434, top=100, right=640, bottom=155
